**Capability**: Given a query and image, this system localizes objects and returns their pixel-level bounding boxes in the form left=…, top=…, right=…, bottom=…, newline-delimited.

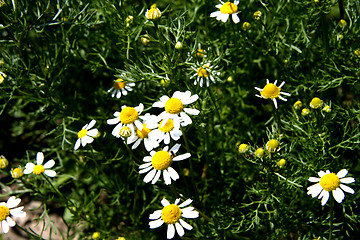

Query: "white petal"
left=340, top=177, right=355, bottom=184
left=87, top=129, right=99, bottom=137
left=36, top=152, right=44, bottom=165
left=180, top=112, right=192, bottom=126
left=232, top=14, right=240, bottom=23
left=2, top=220, right=9, bottom=234
left=318, top=170, right=326, bottom=177
left=44, top=170, right=57, bottom=177
left=86, top=120, right=96, bottom=130
left=182, top=208, right=199, bottom=218
left=179, top=219, right=192, bottom=230
left=161, top=198, right=170, bottom=207
left=308, top=177, right=320, bottom=182
left=321, top=191, right=330, bottom=206
left=273, top=99, right=278, bottom=109
left=340, top=184, right=355, bottom=194
left=183, top=108, right=200, bottom=116
left=220, top=13, right=229, bottom=22
left=174, top=199, right=181, bottom=205
left=143, top=169, right=157, bottom=183
left=337, top=169, right=348, bottom=178
left=182, top=94, right=198, bottom=105
left=139, top=166, right=153, bottom=174
left=167, top=224, right=176, bottom=239
left=167, top=167, right=179, bottom=181
left=179, top=199, right=192, bottom=208
left=170, top=144, right=181, bottom=154
left=332, top=188, right=345, bottom=203
left=131, top=139, right=141, bottom=150
left=143, top=156, right=153, bottom=162
left=6, top=217, right=15, bottom=227
left=163, top=170, right=172, bottom=185
left=134, top=120, right=143, bottom=131
left=149, top=210, right=162, bottom=220
left=23, top=163, right=35, bottom=174
left=116, top=91, right=121, bottom=98
left=10, top=210, right=26, bottom=218
left=149, top=219, right=164, bottom=229
left=307, top=183, right=323, bottom=198
left=43, top=160, right=55, bottom=169
left=175, top=222, right=185, bottom=237
left=173, top=153, right=191, bottom=161
left=107, top=118, right=120, bottom=125
left=151, top=170, right=162, bottom=184
left=81, top=135, right=94, bottom=146
left=6, top=197, right=20, bottom=208
left=164, top=133, right=170, bottom=145
left=139, top=162, right=152, bottom=170
left=170, top=130, right=182, bottom=141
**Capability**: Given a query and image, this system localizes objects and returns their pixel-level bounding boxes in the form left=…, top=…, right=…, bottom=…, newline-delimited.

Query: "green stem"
left=329, top=197, right=334, bottom=240
left=42, top=174, right=75, bottom=210
left=16, top=224, right=45, bottom=239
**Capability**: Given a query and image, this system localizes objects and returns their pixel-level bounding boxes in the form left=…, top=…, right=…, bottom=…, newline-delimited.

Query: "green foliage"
left=0, top=0, right=359, bottom=239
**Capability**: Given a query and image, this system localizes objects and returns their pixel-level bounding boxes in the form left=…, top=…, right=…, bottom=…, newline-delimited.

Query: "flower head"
left=23, top=152, right=56, bottom=177
left=149, top=198, right=199, bottom=239
left=293, top=101, right=303, bottom=110
left=107, top=78, right=135, bottom=99
left=0, top=196, right=26, bottom=233
left=11, top=168, right=24, bottom=179
left=278, top=159, right=286, bottom=167
left=310, top=97, right=323, bottom=109
left=107, top=103, right=144, bottom=138
left=148, top=115, right=182, bottom=145
left=74, top=120, right=99, bottom=150
left=145, top=4, right=162, bottom=20
left=139, top=144, right=190, bottom=185
left=153, top=91, right=199, bottom=127
left=190, top=62, right=220, bottom=87
left=0, top=71, right=6, bottom=84
left=322, top=105, right=331, bottom=112
left=301, top=108, right=310, bottom=116
left=255, top=148, right=264, bottom=158
left=307, top=169, right=355, bottom=205
left=0, top=155, right=8, bottom=168
left=253, top=11, right=262, bottom=20
left=238, top=144, right=249, bottom=153
left=266, top=139, right=279, bottom=152
left=242, top=22, right=251, bottom=31
left=210, top=1, right=240, bottom=24
left=255, top=79, right=291, bottom=109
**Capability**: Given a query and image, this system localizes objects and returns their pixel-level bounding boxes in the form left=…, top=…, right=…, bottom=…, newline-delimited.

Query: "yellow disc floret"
left=33, top=165, right=45, bottom=175
left=310, top=97, right=323, bottom=109
left=119, top=126, right=132, bottom=138
left=11, top=168, right=24, bottom=178
left=220, top=2, right=238, bottom=14
left=0, top=206, right=10, bottom=221
left=0, top=155, right=8, bottom=168
left=146, top=4, right=161, bottom=20
left=293, top=101, right=303, bottom=110
left=266, top=139, right=279, bottom=152
left=159, top=119, right=174, bottom=133
left=120, top=107, right=138, bottom=124
left=77, top=129, right=88, bottom=139
left=261, top=83, right=281, bottom=99
left=255, top=148, right=264, bottom=158
left=319, top=173, right=340, bottom=192
left=165, top=98, right=184, bottom=114
left=238, top=144, right=249, bottom=153
left=196, top=49, right=205, bottom=57
left=152, top=151, right=172, bottom=170
left=136, top=124, right=151, bottom=139
left=197, top=65, right=210, bottom=78
left=114, top=79, right=126, bottom=90
left=161, top=204, right=182, bottom=224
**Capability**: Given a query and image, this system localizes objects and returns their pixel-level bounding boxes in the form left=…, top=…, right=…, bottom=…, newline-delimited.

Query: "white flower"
left=148, top=115, right=182, bottom=145
left=307, top=169, right=355, bottom=206
left=107, top=78, right=135, bottom=99
left=139, top=144, right=190, bottom=185
left=190, top=62, right=220, bottom=87
left=107, top=103, right=144, bottom=138
left=74, top=120, right=99, bottom=150
left=254, top=79, right=291, bottom=109
left=153, top=91, right=199, bottom=127
left=0, top=196, right=26, bottom=234
left=149, top=198, right=199, bottom=239
left=23, top=152, right=57, bottom=177
left=210, top=0, right=240, bottom=24
left=145, top=4, right=162, bottom=20
left=127, top=114, right=159, bottom=152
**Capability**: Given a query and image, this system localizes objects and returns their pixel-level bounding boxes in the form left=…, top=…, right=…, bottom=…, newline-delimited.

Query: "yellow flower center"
left=0, top=156, right=8, bottom=168
left=114, top=79, right=126, bottom=90
left=197, top=65, right=210, bottom=77
left=119, top=126, right=132, bottom=138
left=12, top=168, right=24, bottom=178
left=238, top=144, right=249, bottom=153
left=196, top=49, right=205, bottom=57
left=120, top=107, right=139, bottom=124
left=266, top=139, right=279, bottom=152
left=33, top=165, right=45, bottom=175
left=152, top=151, right=172, bottom=170
left=161, top=204, right=182, bottom=224
left=220, top=2, right=238, bottom=14
left=77, top=129, right=88, bottom=139
left=261, top=83, right=281, bottom=99
left=136, top=124, right=151, bottom=139
left=255, top=148, right=264, bottom=158
left=147, top=5, right=161, bottom=19
left=159, top=119, right=174, bottom=133
left=293, top=101, right=303, bottom=110
left=319, top=173, right=340, bottom=192
left=310, top=97, right=323, bottom=109
left=0, top=206, right=10, bottom=221
left=165, top=98, right=184, bottom=114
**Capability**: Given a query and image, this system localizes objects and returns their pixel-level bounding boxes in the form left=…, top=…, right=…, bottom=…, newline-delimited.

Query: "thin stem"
left=329, top=197, right=334, bottom=240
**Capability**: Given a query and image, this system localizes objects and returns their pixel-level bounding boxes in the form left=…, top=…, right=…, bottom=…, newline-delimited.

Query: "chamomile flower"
left=23, top=152, right=56, bottom=177
left=190, top=62, right=220, bottom=87
left=148, top=117, right=182, bottom=145
left=145, top=4, right=161, bottom=20
left=0, top=155, right=8, bottom=168
left=210, top=1, right=240, bottom=24
left=139, top=144, right=190, bottom=185
left=153, top=91, right=199, bottom=127
left=11, top=168, right=24, bottom=179
left=107, top=78, right=135, bottom=99
left=127, top=114, right=159, bottom=152
left=74, top=120, right=99, bottom=150
left=149, top=198, right=199, bottom=239
left=307, top=169, right=355, bottom=206
left=107, top=103, right=144, bottom=138
left=0, top=196, right=26, bottom=234
left=0, top=71, right=6, bottom=84
left=255, top=79, right=291, bottom=109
